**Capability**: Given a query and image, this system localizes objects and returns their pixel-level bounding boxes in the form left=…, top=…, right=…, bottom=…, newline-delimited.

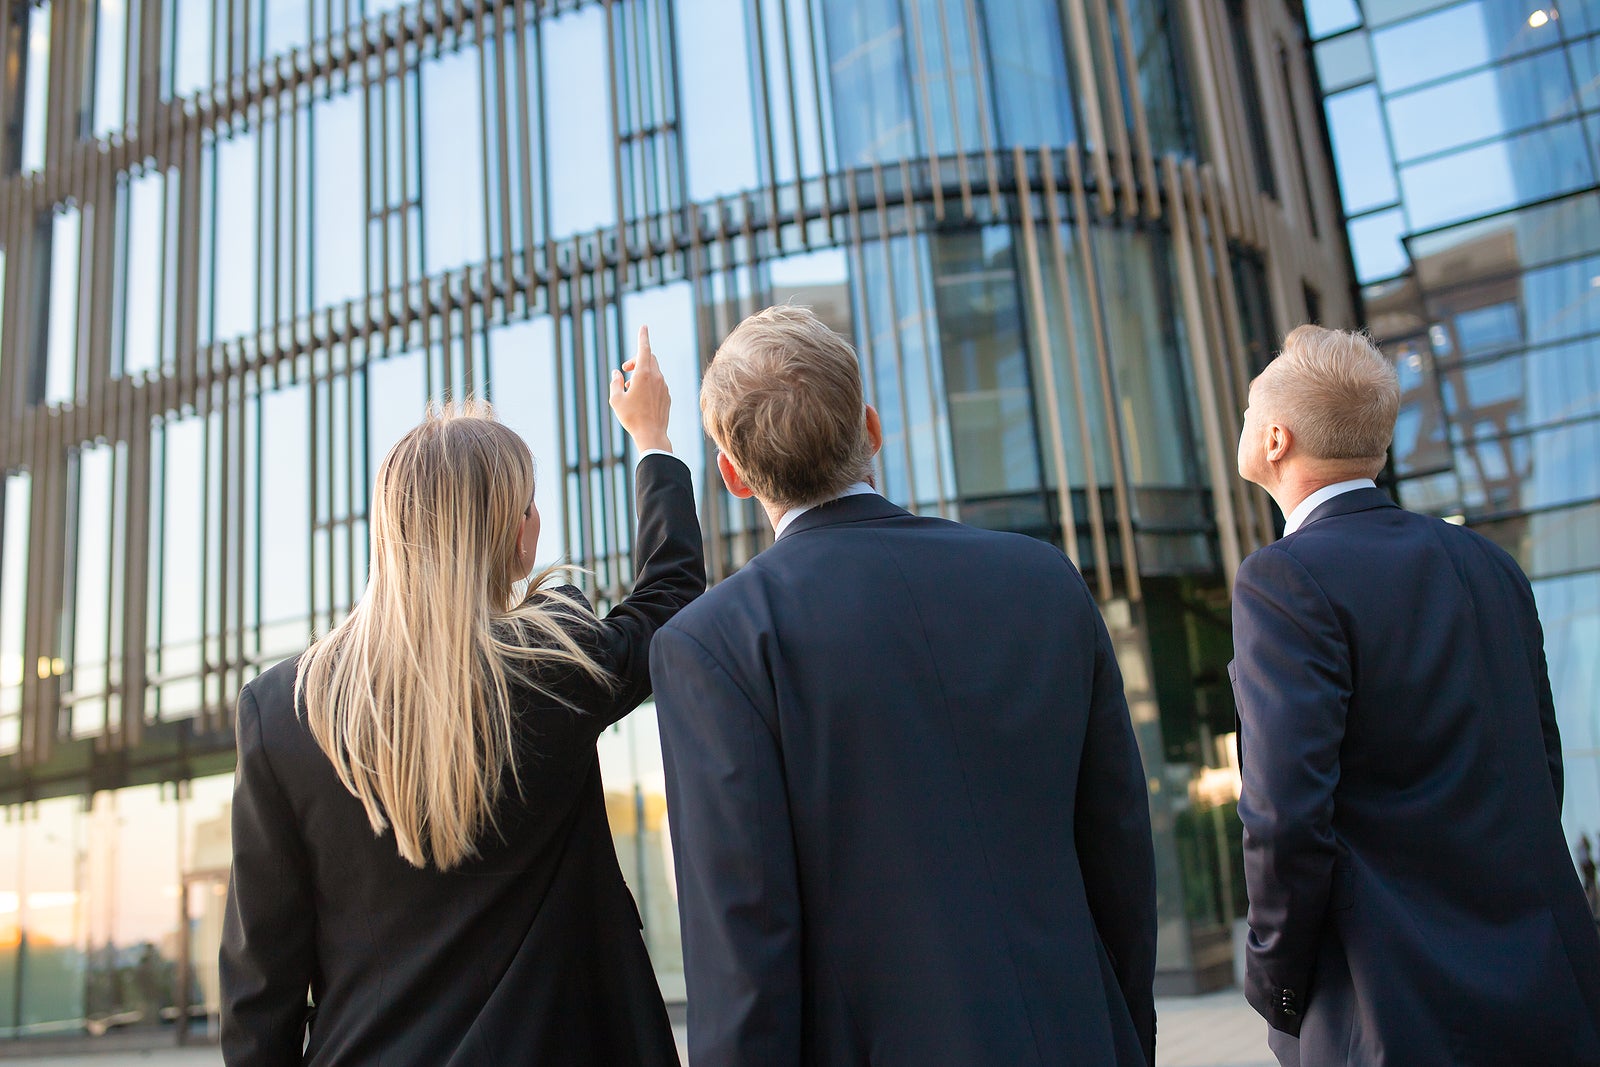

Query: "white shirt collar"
left=1282, top=478, right=1376, bottom=536
left=774, top=482, right=879, bottom=539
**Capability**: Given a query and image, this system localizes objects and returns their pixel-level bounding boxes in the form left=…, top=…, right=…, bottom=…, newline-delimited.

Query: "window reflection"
left=38, top=208, right=82, bottom=406
left=121, top=170, right=168, bottom=376
left=1385, top=50, right=1577, bottom=164
left=931, top=227, right=1043, bottom=517
left=259, top=384, right=312, bottom=658
left=0, top=474, right=29, bottom=755
left=982, top=0, right=1074, bottom=148
left=486, top=321, right=569, bottom=566
left=1325, top=86, right=1400, bottom=214
left=822, top=0, right=917, bottom=168
left=210, top=133, right=259, bottom=342
left=168, top=0, right=211, bottom=98
left=421, top=48, right=486, bottom=274
left=70, top=446, right=117, bottom=738
left=543, top=7, right=615, bottom=237
left=1401, top=120, right=1596, bottom=232
left=619, top=283, right=707, bottom=509
left=677, top=0, right=759, bottom=200
left=1348, top=207, right=1408, bottom=282
left=20, top=0, right=49, bottom=173
left=93, top=0, right=128, bottom=136
left=154, top=416, right=204, bottom=719
left=16, top=797, right=85, bottom=1034
left=1534, top=572, right=1600, bottom=847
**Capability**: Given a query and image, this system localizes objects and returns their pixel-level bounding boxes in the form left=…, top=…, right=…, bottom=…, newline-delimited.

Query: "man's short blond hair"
left=1255, top=325, right=1400, bottom=472
left=700, top=305, right=875, bottom=511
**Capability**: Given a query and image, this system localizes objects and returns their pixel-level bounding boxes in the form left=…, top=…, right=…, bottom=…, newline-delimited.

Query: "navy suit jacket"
left=1231, top=487, right=1600, bottom=1066
left=651, top=493, right=1157, bottom=1067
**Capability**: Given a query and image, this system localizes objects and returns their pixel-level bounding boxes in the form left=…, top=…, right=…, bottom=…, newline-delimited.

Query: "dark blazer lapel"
left=1296, top=486, right=1399, bottom=532
left=777, top=492, right=909, bottom=540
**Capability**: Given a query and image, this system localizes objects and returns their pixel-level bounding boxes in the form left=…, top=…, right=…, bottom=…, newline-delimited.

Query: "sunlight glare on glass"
left=1528, top=9, right=1551, bottom=27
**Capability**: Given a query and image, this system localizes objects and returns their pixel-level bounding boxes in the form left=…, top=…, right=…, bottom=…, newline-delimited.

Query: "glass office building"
left=1307, top=0, right=1600, bottom=846
left=0, top=0, right=1350, bottom=1044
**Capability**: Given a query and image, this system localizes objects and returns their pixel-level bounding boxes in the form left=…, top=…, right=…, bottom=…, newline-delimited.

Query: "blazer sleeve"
left=532, top=452, right=705, bottom=735
left=652, top=623, right=802, bottom=1067
left=1525, top=583, right=1563, bottom=809
left=1231, top=545, right=1349, bottom=1037
left=220, top=683, right=316, bottom=1066
left=1070, top=571, right=1158, bottom=1067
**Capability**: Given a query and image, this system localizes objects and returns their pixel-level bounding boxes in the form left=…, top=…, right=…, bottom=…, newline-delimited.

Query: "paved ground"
left=0, top=989, right=1274, bottom=1065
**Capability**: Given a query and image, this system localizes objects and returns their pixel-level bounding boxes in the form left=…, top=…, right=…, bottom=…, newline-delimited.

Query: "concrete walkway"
left=0, top=989, right=1275, bottom=1065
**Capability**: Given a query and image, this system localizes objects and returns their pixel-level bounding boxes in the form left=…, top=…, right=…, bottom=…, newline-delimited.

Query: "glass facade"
left=0, top=0, right=1350, bottom=1042
left=1306, top=0, right=1600, bottom=853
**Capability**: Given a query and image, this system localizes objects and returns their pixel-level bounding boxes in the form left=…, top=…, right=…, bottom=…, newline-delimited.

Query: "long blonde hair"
left=295, top=401, right=611, bottom=870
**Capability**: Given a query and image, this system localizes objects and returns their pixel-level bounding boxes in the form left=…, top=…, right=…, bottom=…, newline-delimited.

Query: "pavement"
left=0, top=989, right=1274, bottom=1065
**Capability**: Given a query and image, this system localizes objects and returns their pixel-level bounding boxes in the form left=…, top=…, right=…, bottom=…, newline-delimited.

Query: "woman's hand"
left=609, top=326, right=674, bottom=455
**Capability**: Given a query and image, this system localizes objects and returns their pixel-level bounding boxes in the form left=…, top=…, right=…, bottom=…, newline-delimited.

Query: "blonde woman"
left=220, top=329, right=703, bottom=1066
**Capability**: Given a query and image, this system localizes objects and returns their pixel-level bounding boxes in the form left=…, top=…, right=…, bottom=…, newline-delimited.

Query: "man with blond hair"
left=651, top=305, right=1157, bottom=1067
left=1232, top=325, right=1600, bottom=1066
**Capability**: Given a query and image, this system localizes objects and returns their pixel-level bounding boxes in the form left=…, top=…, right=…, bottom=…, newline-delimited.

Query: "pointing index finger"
left=635, top=325, right=656, bottom=373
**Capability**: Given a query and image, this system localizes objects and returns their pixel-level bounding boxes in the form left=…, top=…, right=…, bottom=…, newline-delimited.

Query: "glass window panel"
left=421, top=48, right=486, bottom=274
left=983, top=0, right=1075, bottom=148
left=1094, top=226, right=1204, bottom=489
left=859, top=240, right=912, bottom=502
left=122, top=170, right=165, bottom=376
left=1348, top=207, right=1410, bottom=283
left=676, top=0, right=758, bottom=200
left=170, top=0, right=212, bottom=98
left=1324, top=86, right=1399, bottom=214
left=619, top=283, right=706, bottom=508
left=45, top=208, right=81, bottom=405
left=1534, top=571, right=1600, bottom=845
left=1387, top=52, right=1578, bottom=164
left=313, top=92, right=365, bottom=308
left=18, top=797, right=85, bottom=1033
left=906, top=0, right=984, bottom=160
left=0, top=807, right=18, bottom=1029
left=1455, top=417, right=1600, bottom=513
left=263, top=0, right=309, bottom=60
left=1314, top=31, right=1374, bottom=93
left=1451, top=301, right=1523, bottom=359
left=1401, top=120, right=1596, bottom=232
left=158, top=416, right=204, bottom=718
left=93, top=0, right=127, bottom=136
left=1391, top=336, right=1455, bottom=476
left=488, top=319, right=568, bottom=566
left=1569, top=35, right=1600, bottom=112
left=1125, top=0, right=1194, bottom=156
left=21, top=1, right=49, bottom=174
left=1523, top=254, right=1600, bottom=346
left=1373, top=0, right=1565, bottom=93
left=84, top=785, right=181, bottom=1035
left=71, top=446, right=115, bottom=736
left=931, top=227, right=1042, bottom=504
left=1306, top=0, right=1362, bottom=38
left=260, top=384, right=310, bottom=656
left=543, top=7, right=615, bottom=237
left=0, top=474, right=30, bottom=755
left=1410, top=189, right=1600, bottom=290
left=212, top=132, right=259, bottom=342
left=595, top=701, right=684, bottom=997
left=822, top=0, right=917, bottom=167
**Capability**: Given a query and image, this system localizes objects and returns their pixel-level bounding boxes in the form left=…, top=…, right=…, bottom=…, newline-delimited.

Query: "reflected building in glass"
left=0, top=0, right=1349, bottom=1043
left=1306, top=0, right=1600, bottom=849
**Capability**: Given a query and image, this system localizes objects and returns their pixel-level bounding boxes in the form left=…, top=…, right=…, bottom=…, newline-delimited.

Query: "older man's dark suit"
left=1231, top=486, right=1600, bottom=1066
left=651, top=494, right=1157, bottom=1067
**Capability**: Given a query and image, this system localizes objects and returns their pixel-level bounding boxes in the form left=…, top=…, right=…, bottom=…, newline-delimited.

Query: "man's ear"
left=1265, top=422, right=1293, bottom=464
left=717, top=451, right=756, bottom=499
left=864, top=405, right=884, bottom=457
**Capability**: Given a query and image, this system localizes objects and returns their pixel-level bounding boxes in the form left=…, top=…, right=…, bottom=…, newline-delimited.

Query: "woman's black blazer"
left=220, top=453, right=704, bottom=1066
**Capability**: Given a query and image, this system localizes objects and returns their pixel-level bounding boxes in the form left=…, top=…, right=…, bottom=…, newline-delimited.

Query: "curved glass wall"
left=0, top=0, right=1349, bottom=1038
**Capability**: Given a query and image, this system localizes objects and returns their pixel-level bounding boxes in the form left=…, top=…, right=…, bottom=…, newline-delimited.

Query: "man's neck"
left=1266, top=465, right=1373, bottom=521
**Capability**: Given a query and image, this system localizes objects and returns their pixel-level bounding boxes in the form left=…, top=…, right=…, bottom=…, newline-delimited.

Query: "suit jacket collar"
left=1294, top=485, right=1399, bottom=533
left=775, top=491, right=910, bottom=540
